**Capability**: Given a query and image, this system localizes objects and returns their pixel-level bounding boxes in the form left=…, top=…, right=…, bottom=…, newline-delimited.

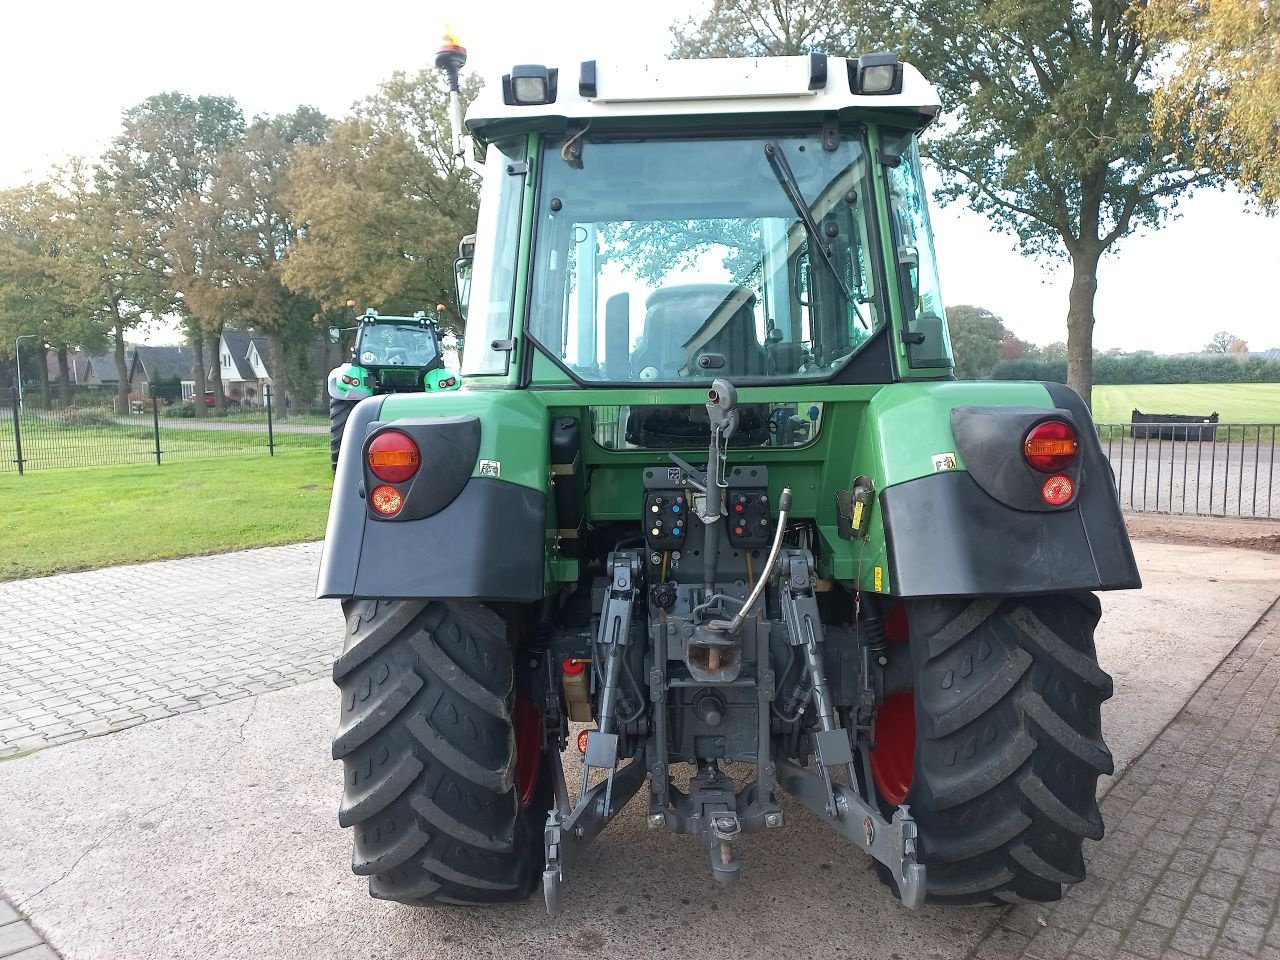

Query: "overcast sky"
left=3, top=0, right=1276, bottom=353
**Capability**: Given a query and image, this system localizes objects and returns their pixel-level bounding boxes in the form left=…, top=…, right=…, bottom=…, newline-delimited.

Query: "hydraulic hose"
left=708, top=487, right=792, bottom=634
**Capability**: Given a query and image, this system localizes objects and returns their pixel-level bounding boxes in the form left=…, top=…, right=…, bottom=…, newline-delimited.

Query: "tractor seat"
left=631, top=284, right=767, bottom=379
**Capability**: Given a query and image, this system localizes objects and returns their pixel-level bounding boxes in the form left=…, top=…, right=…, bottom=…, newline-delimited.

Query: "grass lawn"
left=0, top=452, right=332, bottom=582
left=1091, top=384, right=1280, bottom=424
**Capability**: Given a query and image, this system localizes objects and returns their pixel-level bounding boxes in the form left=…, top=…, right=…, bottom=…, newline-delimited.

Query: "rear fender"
left=316, top=392, right=551, bottom=602
left=853, top=381, right=1140, bottom=597
left=328, top=362, right=373, bottom=402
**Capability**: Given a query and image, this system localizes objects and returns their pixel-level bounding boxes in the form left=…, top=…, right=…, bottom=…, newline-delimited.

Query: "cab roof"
left=464, top=54, right=941, bottom=140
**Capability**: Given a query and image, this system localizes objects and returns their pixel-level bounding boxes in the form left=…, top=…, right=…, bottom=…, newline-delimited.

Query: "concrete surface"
left=0, top=544, right=333, bottom=757
left=0, top=541, right=1276, bottom=959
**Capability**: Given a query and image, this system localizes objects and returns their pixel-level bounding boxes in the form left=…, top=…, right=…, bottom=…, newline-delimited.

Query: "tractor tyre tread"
left=330, top=397, right=357, bottom=472
left=333, top=598, right=542, bottom=906
left=895, top=593, right=1113, bottom=906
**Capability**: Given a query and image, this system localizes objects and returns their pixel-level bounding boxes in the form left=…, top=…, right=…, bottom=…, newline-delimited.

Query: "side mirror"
left=328, top=326, right=341, bottom=343
left=453, top=257, right=473, bottom=322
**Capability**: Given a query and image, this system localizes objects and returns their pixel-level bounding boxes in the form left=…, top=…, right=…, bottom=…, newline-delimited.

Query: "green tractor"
left=318, top=38, right=1140, bottom=913
left=327, top=308, right=461, bottom=470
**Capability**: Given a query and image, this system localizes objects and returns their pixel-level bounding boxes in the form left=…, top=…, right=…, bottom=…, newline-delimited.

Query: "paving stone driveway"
left=0, top=543, right=338, bottom=757
left=972, top=600, right=1280, bottom=960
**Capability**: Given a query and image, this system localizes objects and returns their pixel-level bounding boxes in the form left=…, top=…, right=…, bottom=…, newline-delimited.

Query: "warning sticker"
left=873, top=566, right=883, bottom=591
left=932, top=452, right=958, bottom=472
left=478, top=459, right=501, bottom=478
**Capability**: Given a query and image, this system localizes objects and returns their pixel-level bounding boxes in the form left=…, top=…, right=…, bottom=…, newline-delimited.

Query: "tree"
left=1227, top=337, right=1250, bottom=354
left=671, top=0, right=868, bottom=58
left=1141, top=0, right=1280, bottom=205
left=672, top=0, right=1224, bottom=408
left=101, top=93, right=246, bottom=416
left=893, top=0, right=1221, bottom=408
left=206, top=107, right=331, bottom=419
left=1041, top=341, right=1068, bottom=362
left=0, top=179, right=109, bottom=408
left=283, top=70, right=479, bottom=323
left=945, top=304, right=1006, bottom=379
left=1205, top=330, right=1239, bottom=353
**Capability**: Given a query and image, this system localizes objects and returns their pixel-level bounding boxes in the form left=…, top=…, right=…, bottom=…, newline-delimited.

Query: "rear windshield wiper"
left=764, top=140, right=856, bottom=308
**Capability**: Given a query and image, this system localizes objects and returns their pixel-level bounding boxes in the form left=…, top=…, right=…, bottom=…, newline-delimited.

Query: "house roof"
left=133, top=345, right=195, bottom=382
left=87, top=354, right=129, bottom=383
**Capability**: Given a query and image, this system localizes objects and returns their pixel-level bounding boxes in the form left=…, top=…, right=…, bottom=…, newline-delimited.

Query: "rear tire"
left=329, top=397, right=356, bottom=472
left=875, top=594, right=1113, bottom=905
left=332, top=599, right=548, bottom=905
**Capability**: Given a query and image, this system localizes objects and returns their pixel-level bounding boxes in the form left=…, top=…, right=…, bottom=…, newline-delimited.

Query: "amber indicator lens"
left=1024, top=420, right=1079, bottom=473
left=367, top=431, right=420, bottom=484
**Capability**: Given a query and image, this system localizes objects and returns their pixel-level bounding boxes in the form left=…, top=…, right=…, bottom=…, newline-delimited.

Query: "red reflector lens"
left=1041, top=474, right=1074, bottom=506
left=1024, top=420, right=1079, bottom=473
left=370, top=484, right=404, bottom=515
left=367, top=430, right=420, bottom=483
left=562, top=657, right=586, bottom=677
left=577, top=730, right=590, bottom=754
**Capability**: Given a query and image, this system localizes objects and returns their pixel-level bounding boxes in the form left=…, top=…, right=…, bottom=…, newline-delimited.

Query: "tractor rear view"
left=317, top=36, right=1140, bottom=912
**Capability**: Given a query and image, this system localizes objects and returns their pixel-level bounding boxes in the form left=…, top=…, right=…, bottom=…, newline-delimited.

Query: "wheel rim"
left=869, top=602, right=915, bottom=806
left=870, top=691, right=916, bottom=805
left=513, top=696, right=543, bottom=809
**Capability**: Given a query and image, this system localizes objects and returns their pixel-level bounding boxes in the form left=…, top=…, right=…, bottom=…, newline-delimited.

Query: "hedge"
left=991, top=354, right=1280, bottom=384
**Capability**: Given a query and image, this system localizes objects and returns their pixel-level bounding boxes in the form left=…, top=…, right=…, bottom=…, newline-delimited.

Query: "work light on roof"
left=504, top=64, right=558, bottom=106
left=851, top=52, right=904, bottom=95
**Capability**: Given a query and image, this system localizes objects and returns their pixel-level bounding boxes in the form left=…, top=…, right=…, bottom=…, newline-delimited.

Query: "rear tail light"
left=367, top=430, right=420, bottom=483
left=1024, top=420, right=1079, bottom=473
left=370, top=484, right=404, bottom=515
left=1041, top=474, right=1074, bottom=506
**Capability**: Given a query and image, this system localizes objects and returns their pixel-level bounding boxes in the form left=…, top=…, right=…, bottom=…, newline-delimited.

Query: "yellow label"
left=851, top=501, right=864, bottom=529
left=873, top=566, right=883, bottom=591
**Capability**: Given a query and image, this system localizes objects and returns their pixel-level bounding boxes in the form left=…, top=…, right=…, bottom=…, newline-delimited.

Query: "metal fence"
left=1, top=387, right=326, bottom=474
left=1098, top=423, right=1279, bottom=519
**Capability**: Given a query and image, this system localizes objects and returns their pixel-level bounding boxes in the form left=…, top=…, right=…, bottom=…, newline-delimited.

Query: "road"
left=0, top=540, right=1277, bottom=959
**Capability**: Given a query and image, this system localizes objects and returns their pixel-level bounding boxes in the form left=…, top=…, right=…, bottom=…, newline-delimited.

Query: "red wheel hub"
left=513, top=696, right=543, bottom=809
left=869, top=691, right=916, bottom=805
left=869, top=602, right=915, bottom=805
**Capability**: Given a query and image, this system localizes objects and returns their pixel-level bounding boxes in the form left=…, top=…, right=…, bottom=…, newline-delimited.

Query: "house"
left=44, top=349, right=91, bottom=384
left=205, top=328, right=331, bottom=411
left=83, top=353, right=132, bottom=386
left=211, top=329, right=274, bottom=406
left=129, top=345, right=196, bottom=401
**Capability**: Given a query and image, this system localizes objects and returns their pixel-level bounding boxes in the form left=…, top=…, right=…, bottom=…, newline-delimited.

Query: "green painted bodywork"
left=365, top=125, right=1066, bottom=599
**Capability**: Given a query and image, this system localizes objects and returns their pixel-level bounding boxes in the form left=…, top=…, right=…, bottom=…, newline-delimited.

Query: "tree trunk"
left=36, top=344, right=52, bottom=409
left=191, top=329, right=207, bottom=419
left=208, top=325, right=227, bottom=417
left=1065, top=247, right=1102, bottom=410
left=112, top=311, right=130, bottom=417
left=269, top=331, right=288, bottom=421
left=56, top=346, right=71, bottom=408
